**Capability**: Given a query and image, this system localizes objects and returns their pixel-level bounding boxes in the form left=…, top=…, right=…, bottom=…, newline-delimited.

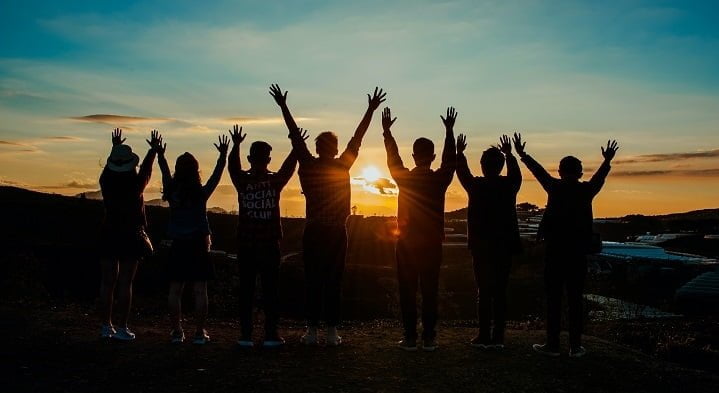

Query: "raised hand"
left=269, top=83, right=288, bottom=106
left=146, top=129, right=164, bottom=153
left=457, top=134, right=467, bottom=154
left=441, top=107, right=457, bottom=129
left=112, top=128, right=126, bottom=146
left=298, top=128, right=310, bottom=141
left=381, top=107, right=397, bottom=132
left=601, top=140, right=619, bottom=161
left=214, top=135, right=230, bottom=155
left=498, top=134, right=512, bottom=155
left=512, top=132, right=526, bottom=157
left=367, top=87, right=387, bottom=111
left=228, top=124, right=246, bottom=144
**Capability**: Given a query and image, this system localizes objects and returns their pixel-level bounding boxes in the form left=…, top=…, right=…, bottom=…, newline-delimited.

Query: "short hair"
left=480, top=147, right=505, bottom=174
left=249, top=141, right=272, bottom=157
left=315, top=131, right=338, bottom=148
left=559, top=155, right=583, bottom=175
left=412, top=137, right=434, bottom=156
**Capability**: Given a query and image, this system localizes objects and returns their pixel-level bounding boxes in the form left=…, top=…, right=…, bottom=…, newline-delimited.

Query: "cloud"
left=612, top=168, right=719, bottom=177
left=39, top=180, right=98, bottom=189
left=43, top=136, right=83, bottom=141
left=0, top=140, right=26, bottom=147
left=223, top=116, right=315, bottom=125
left=69, top=114, right=170, bottom=125
left=615, top=148, right=719, bottom=164
left=352, top=176, right=398, bottom=195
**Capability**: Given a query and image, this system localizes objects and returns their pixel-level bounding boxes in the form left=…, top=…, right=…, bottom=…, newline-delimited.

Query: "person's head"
left=248, top=141, right=272, bottom=170
left=412, top=137, right=435, bottom=168
left=559, top=155, right=583, bottom=181
left=106, top=144, right=139, bottom=174
left=315, top=131, right=338, bottom=159
left=480, top=147, right=505, bottom=177
left=163, top=152, right=201, bottom=201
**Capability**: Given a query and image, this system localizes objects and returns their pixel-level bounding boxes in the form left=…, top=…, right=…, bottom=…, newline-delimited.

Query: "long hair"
left=163, top=152, right=203, bottom=204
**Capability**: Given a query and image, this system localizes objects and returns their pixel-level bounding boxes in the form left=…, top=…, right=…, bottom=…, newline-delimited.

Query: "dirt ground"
left=2, top=303, right=717, bottom=393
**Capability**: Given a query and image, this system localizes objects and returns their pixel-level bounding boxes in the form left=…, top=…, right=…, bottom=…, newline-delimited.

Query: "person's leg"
left=193, top=281, right=209, bottom=336
left=492, top=253, right=512, bottom=345
left=325, top=229, right=347, bottom=329
left=396, top=239, right=419, bottom=340
left=168, top=281, right=185, bottom=332
left=260, top=244, right=281, bottom=339
left=567, top=255, right=588, bottom=349
left=99, top=257, right=119, bottom=327
left=115, top=258, right=139, bottom=328
left=419, top=243, right=442, bottom=343
left=303, top=226, right=322, bottom=329
left=472, top=251, right=492, bottom=344
left=238, top=245, right=258, bottom=339
left=544, top=259, right=563, bottom=350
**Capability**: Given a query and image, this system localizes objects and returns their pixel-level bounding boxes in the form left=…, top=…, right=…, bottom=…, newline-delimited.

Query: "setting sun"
left=362, top=166, right=382, bottom=183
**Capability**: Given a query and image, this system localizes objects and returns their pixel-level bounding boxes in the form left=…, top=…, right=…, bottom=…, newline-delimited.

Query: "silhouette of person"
left=157, top=134, right=229, bottom=345
left=382, top=106, right=456, bottom=351
left=456, top=133, right=522, bottom=349
left=98, top=128, right=160, bottom=341
left=515, top=135, right=619, bottom=358
left=270, top=83, right=386, bottom=346
left=227, top=124, right=309, bottom=348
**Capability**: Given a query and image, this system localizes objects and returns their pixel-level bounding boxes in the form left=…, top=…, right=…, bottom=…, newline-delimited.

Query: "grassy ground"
left=2, top=303, right=717, bottom=393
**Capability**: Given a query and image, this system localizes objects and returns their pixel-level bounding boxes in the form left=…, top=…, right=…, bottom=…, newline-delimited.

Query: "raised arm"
left=137, top=130, right=161, bottom=190
left=269, top=83, right=313, bottom=163
left=438, top=107, right=457, bottom=183
left=499, top=134, right=522, bottom=193
left=227, top=124, right=246, bottom=189
left=589, top=140, right=618, bottom=196
left=338, top=87, right=387, bottom=167
left=455, top=134, right=473, bottom=191
left=154, top=139, right=172, bottom=191
left=275, top=129, right=309, bottom=189
left=381, top=107, right=408, bottom=180
left=203, top=135, right=229, bottom=198
left=514, top=133, right=554, bottom=191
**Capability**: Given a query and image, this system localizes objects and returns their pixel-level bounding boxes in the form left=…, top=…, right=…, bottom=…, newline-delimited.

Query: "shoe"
left=263, top=335, right=286, bottom=348
left=112, top=326, right=136, bottom=341
left=422, top=338, right=438, bottom=352
left=100, top=324, right=116, bottom=339
left=569, top=346, right=587, bottom=358
left=301, top=329, right=318, bottom=346
left=170, top=329, right=185, bottom=344
left=532, top=343, right=560, bottom=357
left=236, top=336, right=254, bottom=348
left=491, top=344, right=505, bottom=350
left=469, top=335, right=491, bottom=349
left=326, top=333, right=342, bottom=347
left=398, top=338, right=418, bottom=352
left=192, top=330, right=211, bottom=345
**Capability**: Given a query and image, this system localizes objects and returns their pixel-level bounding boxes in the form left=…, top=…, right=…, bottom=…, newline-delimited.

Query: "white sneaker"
left=301, top=330, right=318, bottom=346
left=100, top=324, right=116, bottom=339
left=192, top=330, right=211, bottom=345
left=170, top=329, right=185, bottom=344
left=533, top=343, right=560, bottom=357
left=263, top=336, right=286, bottom=348
left=326, top=334, right=342, bottom=347
left=112, top=327, right=136, bottom=341
left=569, top=346, right=587, bottom=358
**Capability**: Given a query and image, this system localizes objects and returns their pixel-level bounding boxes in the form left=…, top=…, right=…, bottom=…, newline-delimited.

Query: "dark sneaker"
left=112, top=327, right=136, bottom=341
left=569, top=346, right=587, bottom=358
left=398, top=338, right=418, bottom=352
left=170, top=329, right=185, bottom=344
left=532, top=343, right=560, bottom=357
left=192, top=329, right=211, bottom=345
left=100, top=324, right=116, bottom=339
left=469, top=335, right=491, bottom=349
left=422, top=338, right=438, bottom=352
left=263, top=335, right=286, bottom=348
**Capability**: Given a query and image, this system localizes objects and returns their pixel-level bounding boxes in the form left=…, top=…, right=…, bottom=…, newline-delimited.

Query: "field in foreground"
left=2, top=303, right=717, bottom=393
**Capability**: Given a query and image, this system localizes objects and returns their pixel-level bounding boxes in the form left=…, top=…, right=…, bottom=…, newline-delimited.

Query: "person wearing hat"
left=98, top=128, right=163, bottom=341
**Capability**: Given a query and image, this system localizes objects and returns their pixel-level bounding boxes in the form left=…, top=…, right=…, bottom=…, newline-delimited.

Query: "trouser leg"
left=303, top=227, right=323, bottom=326
left=419, top=244, right=441, bottom=341
left=260, top=244, right=281, bottom=336
left=238, top=246, right=258, bottom=338
left=325, top=229, right=347, bottom=327
left=544, top=261, right=563, bottom=349
left=472, top=252, right=492, bottom=343
left=566, top=256, right=587, bottom=348
left=492, top=255, right=511, bottom=344
left=396, top=240, right=418, bottom=340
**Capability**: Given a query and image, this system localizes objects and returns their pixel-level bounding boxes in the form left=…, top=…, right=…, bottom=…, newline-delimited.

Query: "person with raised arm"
left=456, top=133, right=522, bottom=349
left=98, top=128, right=161, bottom=341
left=514, top=135, right=619, bottom=358
left=269, top=83, right=386, bottom=346
left=382, top=106, right=456, bottom=352
left=227, top=124, right=309, bottom=348
left=157, top=134, right=229, bottom=345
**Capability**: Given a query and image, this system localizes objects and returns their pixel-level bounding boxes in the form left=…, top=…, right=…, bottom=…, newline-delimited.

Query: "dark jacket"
left=456, top=152, right=521, bottom=254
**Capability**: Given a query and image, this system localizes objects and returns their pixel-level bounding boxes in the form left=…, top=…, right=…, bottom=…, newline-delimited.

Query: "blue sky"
left=2, top=0, right=719, bottom=215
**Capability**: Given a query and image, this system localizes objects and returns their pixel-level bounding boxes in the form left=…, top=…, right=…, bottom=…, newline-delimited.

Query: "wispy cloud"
left=612, top=168, right=719, bottom=177
left=223, top=116, right=315, bottom=125
left=352, top=176, right=398, bottom=195
left=615, top=148, right=719, bottom=164
left=39, top=180, right=98, bottom=189
left=69, top=114, right=170, bottom=125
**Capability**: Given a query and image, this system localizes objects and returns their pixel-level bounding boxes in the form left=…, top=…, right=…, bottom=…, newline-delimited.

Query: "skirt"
left=167, top=235, right=215, bottom=281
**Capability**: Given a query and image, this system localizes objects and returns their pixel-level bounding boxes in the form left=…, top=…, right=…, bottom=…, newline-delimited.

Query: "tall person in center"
left=269, top=83, right=386, bottom=346
left=382, top=106, right=457, bottom=352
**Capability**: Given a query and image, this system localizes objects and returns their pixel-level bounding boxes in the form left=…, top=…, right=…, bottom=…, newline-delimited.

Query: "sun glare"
left=362, top=166, right=381, bottom=183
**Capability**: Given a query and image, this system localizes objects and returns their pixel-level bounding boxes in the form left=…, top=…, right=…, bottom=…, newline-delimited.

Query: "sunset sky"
left=1, top=0, right=718, bottom=217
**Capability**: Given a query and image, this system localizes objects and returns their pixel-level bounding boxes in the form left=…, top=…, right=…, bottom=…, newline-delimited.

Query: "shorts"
left=99, top=227, right=152, bottom=260
left=167, top=235, right=215, bottom=282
